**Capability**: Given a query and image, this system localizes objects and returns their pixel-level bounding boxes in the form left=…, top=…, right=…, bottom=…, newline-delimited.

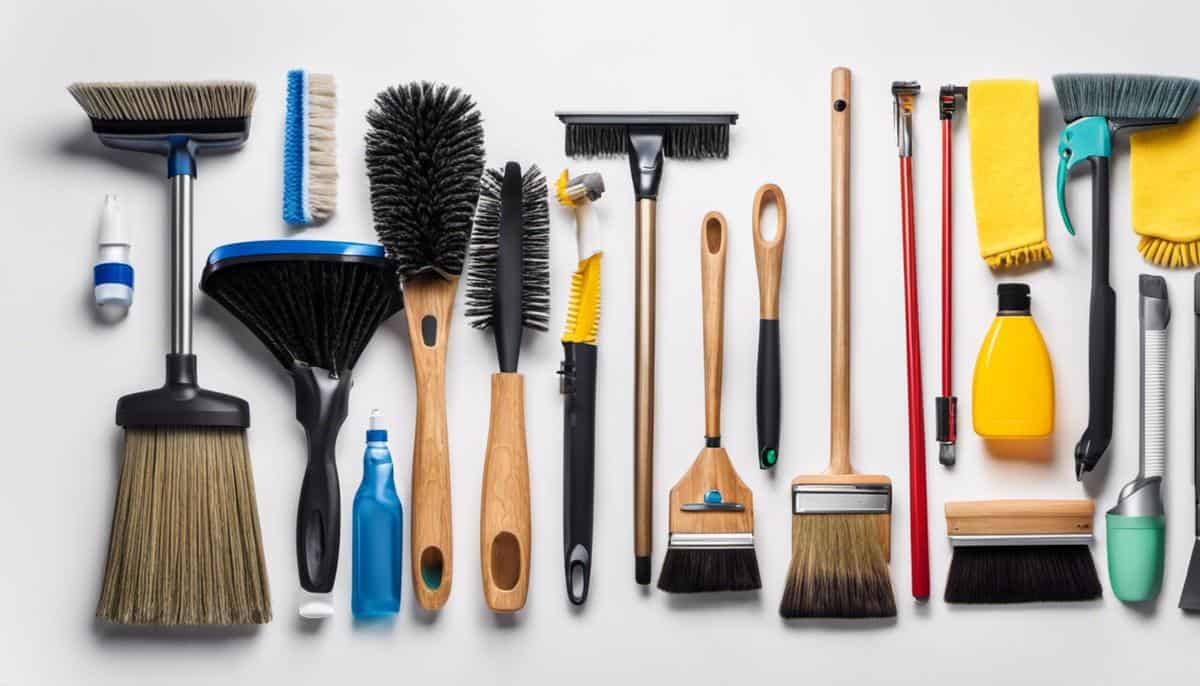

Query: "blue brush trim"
left=283, top=69, right=310, bottom=225
left=207, top=240, right=385, bottom=265
left=167, top=136, right=196, bottom=178
left=94, top=263, right=134, bottom=287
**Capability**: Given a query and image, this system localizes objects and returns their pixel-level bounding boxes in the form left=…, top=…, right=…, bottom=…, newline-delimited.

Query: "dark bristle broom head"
left=944, top=545, right=1102, bottom=604
left=465, top=164, right=550, bottom=331
left=557, top=113, right=737, bottom=159
left=365, top=82, right=485, bottom=281
left=200, top=243, right=400, bottom=375
left=1053, top=73, right=1199, bottom=122
left=656, top=546, right=762, bottom=594
left=1179, top=541, right=1200, bottom=611
left=779, top=514, right=896, bottom=618
left=98, top=426, right=271, bottom=625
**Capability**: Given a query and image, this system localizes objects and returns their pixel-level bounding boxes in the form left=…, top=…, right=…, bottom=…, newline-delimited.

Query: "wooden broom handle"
left=830, top=66, right=852, bottom=475
left=701, top=211, right=728, bottom=439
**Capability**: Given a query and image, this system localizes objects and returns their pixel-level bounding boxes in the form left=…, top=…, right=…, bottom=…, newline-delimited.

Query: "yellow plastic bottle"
left=972, top=283, right=1054, bottom=439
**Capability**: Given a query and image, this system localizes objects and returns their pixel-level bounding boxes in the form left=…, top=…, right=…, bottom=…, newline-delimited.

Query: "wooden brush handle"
left=480, top=372, right=532, bottom=612
left=701, top=212, right=728, bottom=439
left=753, top=184, right=787, bottom=319
left=944, top=499, right=1095, bottom=535
left=404, top=276, right=456, bottom=611
left=634, top=197, right=656, bottom=583
left=830, top=66, right=853, bottom=476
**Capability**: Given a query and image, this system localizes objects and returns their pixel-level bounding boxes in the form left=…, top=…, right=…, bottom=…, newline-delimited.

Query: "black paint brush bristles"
left=365, top=82, right=485, bottom=279
left=945, top=546, right=1102, bottom=604
left=466, top=162, right=550, bottom=370
left=1053, top=74, right=1199, bottom=122
left=658, top=547, right=761, bottom=594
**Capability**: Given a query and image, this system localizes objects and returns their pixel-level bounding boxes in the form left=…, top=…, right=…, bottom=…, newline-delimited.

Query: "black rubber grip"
left=756, top=319, right=781, bottom=469
left=292, top=364, right=352, bottom=593
left=562, top=343, right=597, bottom=605
left=1075, top=158, right=1114, bottom=479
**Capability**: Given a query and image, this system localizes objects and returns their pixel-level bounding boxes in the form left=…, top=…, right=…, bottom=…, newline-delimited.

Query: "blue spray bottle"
left=352, top=409, right=403, bottom=618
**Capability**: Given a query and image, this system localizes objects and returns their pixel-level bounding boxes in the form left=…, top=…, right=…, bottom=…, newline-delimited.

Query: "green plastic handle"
left=1056, top=117, right=1112, bottom=236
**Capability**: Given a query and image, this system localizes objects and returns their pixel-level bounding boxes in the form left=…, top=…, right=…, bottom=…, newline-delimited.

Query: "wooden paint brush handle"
left=830, top=66, right=853, bottom=476
left=701, top=212, right=728, bottom=440
left=753, top=184, right=787, bottom=469
left=404, top=276, right=456, bottom=610
left=480, top=372, right=532, bottom=612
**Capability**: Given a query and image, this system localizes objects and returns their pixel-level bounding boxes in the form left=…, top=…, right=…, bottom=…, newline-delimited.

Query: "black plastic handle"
left=1193, top=273, right=1199, bottom=536
left=756, top=319, right=781, bottom=469
left=1075, top=158, right=1114, bottom=479
left=561, top=342, right=597, bottom=605
left=291, top=364, right=352, bottom=593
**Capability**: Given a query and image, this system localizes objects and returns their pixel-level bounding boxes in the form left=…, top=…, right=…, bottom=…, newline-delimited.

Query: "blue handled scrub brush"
left=283, top=70, right=337, bottom=225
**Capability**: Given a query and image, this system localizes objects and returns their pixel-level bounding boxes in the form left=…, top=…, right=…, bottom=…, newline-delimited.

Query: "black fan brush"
left=200, top=240, right=400, bottom=619
left=364, top=81, right=484, bottom=611
left=467, top=162, right=549, bottom=612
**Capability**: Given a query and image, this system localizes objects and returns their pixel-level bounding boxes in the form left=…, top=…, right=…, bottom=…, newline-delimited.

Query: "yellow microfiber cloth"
left=1131, top=115, right=1200, bottom=267
left=968, top=79, right=1052, bottom=269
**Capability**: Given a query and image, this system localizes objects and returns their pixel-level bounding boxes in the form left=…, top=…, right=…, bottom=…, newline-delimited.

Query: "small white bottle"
left=94, top=195, right=133, bottom=312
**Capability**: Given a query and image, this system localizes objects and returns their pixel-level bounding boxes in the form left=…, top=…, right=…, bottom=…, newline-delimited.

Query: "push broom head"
left=465, top=162, right=551, bottom=361
left=555, top=112, right=737, bottom=199
left=1052, top=73, right=1199, bottom=124
left=944, top=499, right=1102, bottom=604
left=365, top=82, right=485, bottom=282
left=779, top=479, right=896, bottom=618
left=68, top=80, right=256, bottom=157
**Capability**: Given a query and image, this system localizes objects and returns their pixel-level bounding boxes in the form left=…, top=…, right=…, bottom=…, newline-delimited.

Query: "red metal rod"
left=900, top=155, right=930, bottom=601
left=940, top=118, right=952, bottom=398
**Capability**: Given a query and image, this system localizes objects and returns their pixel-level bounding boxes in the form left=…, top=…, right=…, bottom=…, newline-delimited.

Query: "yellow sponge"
left=1131, top=116, right=1200, bottom=267
left=968, top=79, right=1052, bottom=269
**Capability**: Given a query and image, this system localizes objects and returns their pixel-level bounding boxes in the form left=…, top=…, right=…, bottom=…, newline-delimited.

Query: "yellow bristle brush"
left=556, top=169, right=605, bottom=604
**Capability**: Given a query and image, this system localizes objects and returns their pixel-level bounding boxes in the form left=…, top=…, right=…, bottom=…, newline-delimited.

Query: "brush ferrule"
left=628, top=128, right=665, bottom=199
left=949, top=533, right=1093, bottom=547
left=667, top=533, right=754, bottom=549
left=792, top=484, right=891, bottom=514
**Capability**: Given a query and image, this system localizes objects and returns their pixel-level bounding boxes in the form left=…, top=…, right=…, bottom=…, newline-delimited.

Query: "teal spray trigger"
left=1056, top=116, right=1112, bottom=236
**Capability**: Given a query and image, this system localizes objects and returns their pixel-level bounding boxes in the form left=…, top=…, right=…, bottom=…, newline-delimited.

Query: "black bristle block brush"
left=467, top=162, right=549, bottom=612
left=657, top=211, right=761, bottom=594
left=366, top=83, right=484, bottom=611
left=1053, top=73, right=1200, bottom=480
left=556, top=111, right=737, bottom=585
left=201, top=240, right=401, bottom=619
left=71, top=80, right=270, bottom=625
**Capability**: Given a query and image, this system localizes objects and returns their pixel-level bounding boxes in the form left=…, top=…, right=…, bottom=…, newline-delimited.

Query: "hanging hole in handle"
left=704, top=213, right=725, bottom=254
left=419, top=546, right=444, bottom=590
left=756, top=188, right=783, bottom=242
left=568, top=560, right=589, bottom=605
left=490, top=532, right=522, bottom=591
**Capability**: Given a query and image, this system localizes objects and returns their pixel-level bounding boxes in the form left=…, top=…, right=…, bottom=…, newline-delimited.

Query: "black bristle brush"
left=200, top=240, right=401, bottom=619
left=467, top=162, right=549, bottom=612
left=365, top=82, right=485, bottom=611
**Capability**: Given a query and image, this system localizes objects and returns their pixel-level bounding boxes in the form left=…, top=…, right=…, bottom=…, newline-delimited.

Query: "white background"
left=3, top=0, right=1199, bottom=683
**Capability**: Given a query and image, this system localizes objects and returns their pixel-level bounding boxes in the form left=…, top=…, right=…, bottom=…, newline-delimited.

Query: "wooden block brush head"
left=657, top=212, right=761, bottom=593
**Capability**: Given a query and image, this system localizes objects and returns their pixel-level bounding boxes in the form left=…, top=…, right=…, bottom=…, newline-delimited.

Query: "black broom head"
left=1053, top=73, right=1199, bottom=122
left=556, top=112, right=737, bottom=159
left=365, top=82, right=485, bottom=281
left=200, top=240, right=401, bottom=374
left=944, top=545, right=1102, bottom=604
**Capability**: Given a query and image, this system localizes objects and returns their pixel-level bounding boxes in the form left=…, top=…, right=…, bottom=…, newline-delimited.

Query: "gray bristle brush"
left=466, top=162, right=550, bottom=612
left=69, top=79, right=270, bottom=625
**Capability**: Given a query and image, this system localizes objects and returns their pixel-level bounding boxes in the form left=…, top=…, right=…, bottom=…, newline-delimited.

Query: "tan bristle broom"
left=779, top=67, right=896, bottom=619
